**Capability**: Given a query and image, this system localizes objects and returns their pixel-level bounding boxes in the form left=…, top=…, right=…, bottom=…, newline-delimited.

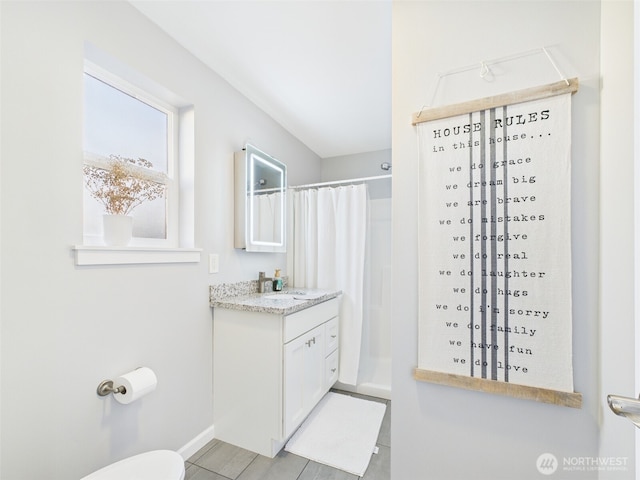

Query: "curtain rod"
left=289, top=174, right=392, bottom=190
left=250, top=186, right=282, bottom=195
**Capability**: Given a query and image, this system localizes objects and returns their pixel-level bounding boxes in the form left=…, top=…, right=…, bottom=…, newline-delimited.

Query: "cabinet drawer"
left=325, top=317, right=339, bottom=354
left=325, top=350, right=339, bottom=389
left=284, top=298, right=339, bottom=343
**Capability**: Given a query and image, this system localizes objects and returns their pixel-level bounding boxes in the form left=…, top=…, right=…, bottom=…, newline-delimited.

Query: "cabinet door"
left=284, top=324, right=325, bottom=437
left=304, top=325, right=326, bottom=409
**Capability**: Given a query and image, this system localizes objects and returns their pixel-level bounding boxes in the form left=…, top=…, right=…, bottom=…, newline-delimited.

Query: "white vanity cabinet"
left=213, top=297, right=339, bottom=458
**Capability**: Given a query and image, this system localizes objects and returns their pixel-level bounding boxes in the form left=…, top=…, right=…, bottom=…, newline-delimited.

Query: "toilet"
left=80, top=450, right=185, bottom=480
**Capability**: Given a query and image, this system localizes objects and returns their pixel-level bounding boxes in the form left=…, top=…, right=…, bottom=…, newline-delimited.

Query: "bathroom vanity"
left=211, top=289, right=340, bottom=457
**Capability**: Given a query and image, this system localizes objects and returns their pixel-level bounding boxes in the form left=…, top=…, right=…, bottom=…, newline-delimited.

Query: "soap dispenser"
left=273, top=269, right=283, bottom=291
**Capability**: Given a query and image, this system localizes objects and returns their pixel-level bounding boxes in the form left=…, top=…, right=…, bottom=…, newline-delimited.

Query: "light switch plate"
left=209, top=254, right=219, bottom=274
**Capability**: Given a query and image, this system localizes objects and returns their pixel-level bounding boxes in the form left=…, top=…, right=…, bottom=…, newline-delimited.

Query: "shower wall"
left=322, top=150, right=392, bottom=399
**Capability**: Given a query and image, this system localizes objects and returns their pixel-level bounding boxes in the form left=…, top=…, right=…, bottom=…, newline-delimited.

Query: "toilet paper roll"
left=113, top=367, right=157, bottom=405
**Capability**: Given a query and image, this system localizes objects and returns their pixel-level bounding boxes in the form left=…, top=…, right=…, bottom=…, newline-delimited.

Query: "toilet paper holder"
left=96, top=367, right=157, bottom=404
left=96, top=379, right=126, bottom=397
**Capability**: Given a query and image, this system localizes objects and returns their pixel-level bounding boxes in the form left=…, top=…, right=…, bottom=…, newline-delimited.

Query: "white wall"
left=321, top=149, right=392, bottom=182
left=391, top=1, right=629, bottom=479
left=599, top=0, right=636, bottom=471
left=0, top=2, right=321, bottom=479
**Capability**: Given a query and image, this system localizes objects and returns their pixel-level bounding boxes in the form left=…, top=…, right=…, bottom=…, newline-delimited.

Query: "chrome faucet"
left=258, top=271, right=273, bottom=293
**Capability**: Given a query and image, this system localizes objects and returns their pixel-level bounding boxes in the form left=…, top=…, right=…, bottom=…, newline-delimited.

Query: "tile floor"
left=185, top=391, right=391, bottom=480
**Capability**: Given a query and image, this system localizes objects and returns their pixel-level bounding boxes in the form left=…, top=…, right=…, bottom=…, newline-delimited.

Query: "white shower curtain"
left=291, top=184, right=368, bottom=386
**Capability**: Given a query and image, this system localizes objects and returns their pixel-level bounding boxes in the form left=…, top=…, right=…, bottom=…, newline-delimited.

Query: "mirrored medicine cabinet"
left=234, top=144, right=287, bottom=252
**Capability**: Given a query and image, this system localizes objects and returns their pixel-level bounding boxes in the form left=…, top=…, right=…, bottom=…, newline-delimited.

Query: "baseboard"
left=333, top=381, right=391, bottom=401
left=177, top=425, right=215, bottom=461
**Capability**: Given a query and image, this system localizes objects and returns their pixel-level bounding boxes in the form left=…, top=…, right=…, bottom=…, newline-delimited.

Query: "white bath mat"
left=284, top=392, right=386, bottom=476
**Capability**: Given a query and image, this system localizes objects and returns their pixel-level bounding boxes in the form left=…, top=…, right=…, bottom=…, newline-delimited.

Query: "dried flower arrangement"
left=83, top=154, right=166, bottom=216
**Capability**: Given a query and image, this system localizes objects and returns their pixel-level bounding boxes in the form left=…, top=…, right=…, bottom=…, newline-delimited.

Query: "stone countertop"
left=210, top=288, right=341, bottom=315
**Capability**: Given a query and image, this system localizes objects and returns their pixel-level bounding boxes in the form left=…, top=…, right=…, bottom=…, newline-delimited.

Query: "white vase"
left=103, top=214, right=133, bottom=246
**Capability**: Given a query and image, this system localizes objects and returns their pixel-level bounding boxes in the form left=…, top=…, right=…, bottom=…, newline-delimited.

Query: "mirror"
left=234, top=144, right=287, bottom=252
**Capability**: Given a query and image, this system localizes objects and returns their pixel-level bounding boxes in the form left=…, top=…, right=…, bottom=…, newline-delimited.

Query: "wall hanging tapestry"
left=413, top=79, right=582, bottom=408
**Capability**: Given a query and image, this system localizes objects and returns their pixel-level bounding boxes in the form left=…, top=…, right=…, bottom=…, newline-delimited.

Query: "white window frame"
left=75, top=57, right=200, bottom=265
left=82, top=61, right=180, bottom=248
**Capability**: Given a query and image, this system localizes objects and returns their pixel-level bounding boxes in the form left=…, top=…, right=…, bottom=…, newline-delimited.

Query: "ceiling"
left=130, top=1, right=392, bottom=159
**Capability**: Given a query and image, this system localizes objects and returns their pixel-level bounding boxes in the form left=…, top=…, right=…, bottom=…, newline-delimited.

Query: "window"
left=82, top=62, right=178, bottom=247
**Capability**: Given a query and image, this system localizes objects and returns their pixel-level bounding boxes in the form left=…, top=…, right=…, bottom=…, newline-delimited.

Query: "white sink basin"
left=263, top=291, right=326, bottom=301
left=263, top=294, right=298, bottom=300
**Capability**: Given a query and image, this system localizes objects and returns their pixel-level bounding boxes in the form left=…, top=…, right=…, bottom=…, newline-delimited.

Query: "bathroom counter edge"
left=210, top=289, right=342, bottom=315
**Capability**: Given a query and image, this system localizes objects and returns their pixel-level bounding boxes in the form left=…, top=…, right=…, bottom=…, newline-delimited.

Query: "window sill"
left=73, top=245, right=202, bottom=266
